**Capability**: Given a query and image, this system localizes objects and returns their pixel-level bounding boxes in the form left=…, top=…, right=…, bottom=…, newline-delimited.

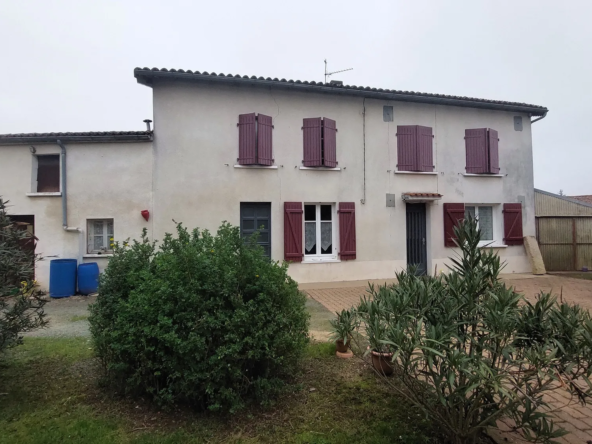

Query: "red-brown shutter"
left=338, top=202, right=356, bottom=260
left=417, top=125, right=434, bottom=172
left=488, top=129, right=500, bottom=173
left=302, top=118, right=323, bottom=167
left=257, top=114, right=274, bottom=166
left=503, top=203, right=524, bottom=245
left=397, top=125, right=417, bottom=171
left=465, top=128, right=488, bottom=174
left=322, top=118, right=338, bottom=168
left=284, top=202, right=303, bottom=262
left=444, top=203, right=465, bottom=247
left=238, top=113, right=257, bottom=165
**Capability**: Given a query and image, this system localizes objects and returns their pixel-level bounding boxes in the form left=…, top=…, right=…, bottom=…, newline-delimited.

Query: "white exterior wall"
left=0, top=80, right=536, bottom=290
left=0, top=142, right=153, bottom=289
left=151, top=81, right=535, bottom=283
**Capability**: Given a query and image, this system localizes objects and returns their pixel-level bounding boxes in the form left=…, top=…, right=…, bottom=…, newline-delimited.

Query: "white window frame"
left=303, top=203, right=339, bottom=263
left=465, top=204, right=503, bottom=247
left=87, top=219, right=114, bottom=254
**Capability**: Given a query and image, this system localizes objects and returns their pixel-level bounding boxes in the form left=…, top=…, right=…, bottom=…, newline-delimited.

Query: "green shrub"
left=0, top=197, right=47, bottom=353
left=89, top=223, right=309, bottom=412
left=347, top=217, right=592, bottom=444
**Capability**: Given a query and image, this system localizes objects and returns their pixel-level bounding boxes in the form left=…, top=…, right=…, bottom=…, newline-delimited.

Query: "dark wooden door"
left=240, top=203, right=271, bottom=258
left=406, top=203, right=427, bottom=275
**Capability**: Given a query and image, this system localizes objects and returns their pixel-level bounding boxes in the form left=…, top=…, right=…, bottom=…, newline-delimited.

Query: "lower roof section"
left=535, top=188, right=592, bottom=217
left=0, top=131, right=153, bottom=145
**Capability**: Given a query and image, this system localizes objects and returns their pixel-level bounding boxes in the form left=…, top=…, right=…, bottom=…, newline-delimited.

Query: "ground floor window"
left=87, top=219, right=114, bottom=254
left=240, top=202, right=271, bottom=258
left=465, top=205, right=497, bottom=244
left=304, top=203, right=337, bottom=261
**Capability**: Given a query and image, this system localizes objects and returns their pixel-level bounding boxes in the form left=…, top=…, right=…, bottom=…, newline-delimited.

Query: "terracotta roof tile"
left=569, top=195, right=592, bottom=205
left=403, top=193, right=443, bottom=198
left=0, top=131, right=152, bottom=145
left=134, top=68, right=548, bottom=116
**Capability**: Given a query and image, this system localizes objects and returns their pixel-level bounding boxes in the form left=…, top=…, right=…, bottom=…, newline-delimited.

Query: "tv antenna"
left=324, top=59, right=353, bottom=84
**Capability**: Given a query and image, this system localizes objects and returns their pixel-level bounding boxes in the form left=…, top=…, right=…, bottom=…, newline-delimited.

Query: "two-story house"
left=0, top=68, right=548, bottom=290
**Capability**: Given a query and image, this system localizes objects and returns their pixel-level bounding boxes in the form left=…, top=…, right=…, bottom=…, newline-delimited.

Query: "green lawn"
left=0, top=337, right=440, bottom=444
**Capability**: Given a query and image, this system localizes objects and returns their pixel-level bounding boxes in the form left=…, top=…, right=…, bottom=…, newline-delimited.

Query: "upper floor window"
left=465, top=128, right=500, bottom=174
left=396, top=125, right=434, bottom=172
left=302, top=118, right=338, bottom=168
left=237, top=113, right=274, bottom=166
left=36, top=155, right=60, bottom=192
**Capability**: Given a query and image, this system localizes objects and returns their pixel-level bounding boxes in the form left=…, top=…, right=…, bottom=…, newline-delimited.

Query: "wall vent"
left=383, top=106, right=393, bottom=122
left=514, top=116, right=523, bottom=131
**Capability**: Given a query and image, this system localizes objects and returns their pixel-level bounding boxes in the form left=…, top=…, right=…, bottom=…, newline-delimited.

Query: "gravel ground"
left=24, top=295, right=96, bottom=338
left=23, top=295, right=335, bottom=340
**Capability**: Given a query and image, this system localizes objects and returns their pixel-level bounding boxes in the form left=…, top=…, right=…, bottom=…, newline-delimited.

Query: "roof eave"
left=135, top=70, right=548, bottom=116
left=0, top=134, right=153, bottom=145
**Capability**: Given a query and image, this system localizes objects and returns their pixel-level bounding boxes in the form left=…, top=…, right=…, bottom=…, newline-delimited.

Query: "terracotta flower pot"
left=335, top=339, right=349, bottom=354
left=371, top=350, right=394, bottom=376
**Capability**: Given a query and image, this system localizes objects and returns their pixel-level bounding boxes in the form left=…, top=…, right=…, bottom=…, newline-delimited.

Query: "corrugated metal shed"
left=535, top=189, right=592, bottom=271
left=535, top=189, right=592, bottom=217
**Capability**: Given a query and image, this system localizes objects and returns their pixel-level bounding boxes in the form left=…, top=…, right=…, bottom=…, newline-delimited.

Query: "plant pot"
left=335, top=339, right=353, bottom=358
left=335, top=339, right=349, bottom=353
left=371, top=350, right=394, bottom=376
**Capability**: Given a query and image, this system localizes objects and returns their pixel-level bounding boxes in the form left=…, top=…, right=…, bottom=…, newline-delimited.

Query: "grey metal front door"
left=406, top=203, right=427, bottom=275
left=240, top=203, right=271, bottom=258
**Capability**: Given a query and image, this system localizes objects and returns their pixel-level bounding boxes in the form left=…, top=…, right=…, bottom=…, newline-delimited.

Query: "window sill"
left=302, top=258, right=341, bottom=264
left=234, top=165, right=278, bottom=169
left=394, top=171, right=438, bottom=175
left=26, top=192, right=62, bottom=197
left=299, top=166, right=341, bottom=171
left=479, top=244, right=507, bottom=249
left=83, top=254, right=113, bottom=258
left=462, top=173, right=505, bottom=177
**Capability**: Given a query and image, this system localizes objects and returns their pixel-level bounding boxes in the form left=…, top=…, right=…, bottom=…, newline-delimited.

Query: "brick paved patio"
left=302, top=274, right=592, bottom=444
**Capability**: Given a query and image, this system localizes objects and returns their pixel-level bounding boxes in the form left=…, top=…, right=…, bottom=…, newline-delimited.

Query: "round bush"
left=89, top=223, right=309, bottom=412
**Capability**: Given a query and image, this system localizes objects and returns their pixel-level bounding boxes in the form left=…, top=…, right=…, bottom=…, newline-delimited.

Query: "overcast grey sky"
left=1, top=1, right=590, bottom=194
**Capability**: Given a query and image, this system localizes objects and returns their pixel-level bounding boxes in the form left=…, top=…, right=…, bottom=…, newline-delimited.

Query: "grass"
left=0, top=337, right=441, bottom=444
left=70, top=315, right=90, bottom=322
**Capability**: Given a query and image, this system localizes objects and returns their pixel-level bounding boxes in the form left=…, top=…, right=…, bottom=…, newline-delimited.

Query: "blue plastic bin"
left=78, top=262, right=99, bottom=295
left=49, top=259, right=77, bottom=298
